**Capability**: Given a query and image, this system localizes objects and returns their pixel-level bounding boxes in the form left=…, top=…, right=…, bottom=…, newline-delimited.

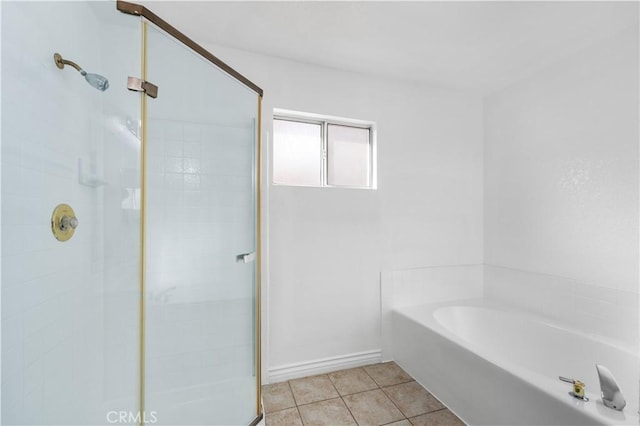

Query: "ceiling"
left=140, top=1, right=639, bottom=94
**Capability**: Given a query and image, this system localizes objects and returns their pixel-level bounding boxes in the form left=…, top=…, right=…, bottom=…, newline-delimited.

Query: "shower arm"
left=53, top=52, right=109, bottom=92
left=54, top=53, right=84, bottom=73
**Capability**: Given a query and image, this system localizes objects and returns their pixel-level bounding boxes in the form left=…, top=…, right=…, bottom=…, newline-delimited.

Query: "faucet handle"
left=559, top=376, right=574, bottom=384
left=559, top=376, right=588, bottom=401
left=596, top=364, right=626, bottom=411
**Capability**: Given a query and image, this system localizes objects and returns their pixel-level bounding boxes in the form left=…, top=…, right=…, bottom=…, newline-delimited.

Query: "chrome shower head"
left=54, top=53, right=109, bottom=92
left=80, top=70, right=109, bottom=91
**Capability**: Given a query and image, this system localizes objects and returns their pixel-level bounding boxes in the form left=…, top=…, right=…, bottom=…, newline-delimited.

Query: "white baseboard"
left=267, top=349, right=382, bottom=383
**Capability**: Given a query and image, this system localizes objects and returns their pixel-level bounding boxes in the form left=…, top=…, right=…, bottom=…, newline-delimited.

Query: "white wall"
left=205, top=10, right=637, bottom=384
left=380, top=265, right=483, bottom=360
left=205, top=44, right=484, bottom=381
left=484, top=26, right=639, bottom=346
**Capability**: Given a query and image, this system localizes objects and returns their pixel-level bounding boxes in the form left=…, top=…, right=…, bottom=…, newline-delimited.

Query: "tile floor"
left=262, top=361, right=465, bottom=426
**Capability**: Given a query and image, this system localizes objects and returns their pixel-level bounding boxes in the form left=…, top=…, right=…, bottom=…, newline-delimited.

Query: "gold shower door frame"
left=117, top=2, right=263, bottom=425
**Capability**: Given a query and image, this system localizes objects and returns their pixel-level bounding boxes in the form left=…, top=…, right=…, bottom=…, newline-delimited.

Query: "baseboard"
left=268, top=349, right=382, bottom=383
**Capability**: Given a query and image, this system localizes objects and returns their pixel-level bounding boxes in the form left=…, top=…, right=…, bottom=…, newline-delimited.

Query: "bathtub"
left=391, top=300, right=639, bottom=425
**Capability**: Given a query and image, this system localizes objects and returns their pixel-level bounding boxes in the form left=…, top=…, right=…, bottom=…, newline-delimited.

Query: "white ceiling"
left=140, top=1, right=638, bottom=93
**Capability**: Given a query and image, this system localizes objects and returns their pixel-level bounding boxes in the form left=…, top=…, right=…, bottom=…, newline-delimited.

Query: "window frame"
left=273, top=108, right=377, bottom=189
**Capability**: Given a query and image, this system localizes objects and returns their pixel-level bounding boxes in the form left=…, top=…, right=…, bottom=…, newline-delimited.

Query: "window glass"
left=273, top=119, right=322, bottom=186
left=327, top=124, right=370, bottom=187
left=272, top=112, right=375, bottom=189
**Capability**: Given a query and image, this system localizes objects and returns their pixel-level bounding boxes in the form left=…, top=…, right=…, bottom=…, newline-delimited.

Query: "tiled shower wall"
left=484, top=265, right=638, bottom=345
left=144, top=118, right=256, bottom=424
left=2, top=6, right=261, bottom=423
left=1, top=2, right=141, bottom=424
left=484, top=25, right=639, bottom=347
left=145, top=118, right=254, bottom=301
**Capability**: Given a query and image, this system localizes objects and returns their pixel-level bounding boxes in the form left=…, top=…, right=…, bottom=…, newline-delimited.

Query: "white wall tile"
left=183, top=142, right=202, bottom=158
left=484, top=27, right=638, bottom=293
left=164, top=122, right=184, bottom=141
left=143, top=44, right=259, bottom=418
left=483, top=28, right=638, bottom=346
left=2, top=2, right=141, bottom=423
left=484, top=265, right=639, bottom=346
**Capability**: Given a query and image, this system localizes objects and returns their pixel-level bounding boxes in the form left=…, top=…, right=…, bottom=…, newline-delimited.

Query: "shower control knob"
left=51, top=203, right=78, bottom=242
left=60, top=215, right=78, bottom=232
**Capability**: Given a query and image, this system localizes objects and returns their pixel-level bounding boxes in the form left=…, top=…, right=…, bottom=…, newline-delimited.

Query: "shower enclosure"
left=1, top=1, right=262, bottom=425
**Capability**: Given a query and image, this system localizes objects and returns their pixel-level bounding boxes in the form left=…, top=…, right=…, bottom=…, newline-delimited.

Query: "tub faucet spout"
left=596, top=364, right=626, bottom=411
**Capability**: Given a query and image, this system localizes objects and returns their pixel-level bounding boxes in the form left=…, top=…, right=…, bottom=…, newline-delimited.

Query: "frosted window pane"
left=327, top=124, right=370, bottom=187
left=273, top=119, right=322, bottom=186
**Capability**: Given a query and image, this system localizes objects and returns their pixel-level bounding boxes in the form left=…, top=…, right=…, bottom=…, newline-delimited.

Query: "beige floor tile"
left=364, top=362, right=413, bottom=387
left=289, top=374, right=339, bottom=405
left=343, top=389, right=405, bottom=425
left=298, top=398, right=357, bottom=426
left=384, top=420, right=412, bottom=426
left=409, top=409, right=465, bottom=426
left=262, top=382, right=296, bottom=413
left=329, top=367, right=378, bottom=396
left=383, top=381, right=444, bottom=418
left=265, top=407, right=303, bottom=426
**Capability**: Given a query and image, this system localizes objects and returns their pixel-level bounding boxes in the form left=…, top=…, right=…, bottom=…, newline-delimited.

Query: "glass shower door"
left=143, top=23, right=259, bottom=425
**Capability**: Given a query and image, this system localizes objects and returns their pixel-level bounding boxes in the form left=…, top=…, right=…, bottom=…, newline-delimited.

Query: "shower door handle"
left=236, top=252, right=256, bottom=263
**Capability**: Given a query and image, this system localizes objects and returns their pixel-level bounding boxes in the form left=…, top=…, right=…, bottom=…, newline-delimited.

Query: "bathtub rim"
left=392, top=299, right=639, bottom=425
left=435, top=300, right=638, bottom=357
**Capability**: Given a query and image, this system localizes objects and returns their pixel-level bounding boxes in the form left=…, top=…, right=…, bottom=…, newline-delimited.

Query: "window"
left=273, top=109, right=376, bottom=189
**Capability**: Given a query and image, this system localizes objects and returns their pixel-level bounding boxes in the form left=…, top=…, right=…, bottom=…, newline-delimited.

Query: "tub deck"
left=391, top=299, right=639, bottom=426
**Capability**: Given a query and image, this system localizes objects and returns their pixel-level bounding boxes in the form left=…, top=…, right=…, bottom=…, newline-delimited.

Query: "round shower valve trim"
left=51, top=203, right=78, bottom=242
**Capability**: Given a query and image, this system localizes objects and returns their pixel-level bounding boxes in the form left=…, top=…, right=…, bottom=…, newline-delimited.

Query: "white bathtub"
left=391, top=300, right=639, bottom=426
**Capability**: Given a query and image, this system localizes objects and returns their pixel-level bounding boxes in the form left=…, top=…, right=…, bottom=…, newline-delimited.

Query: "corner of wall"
left=381, top=264, right=484, bottom=361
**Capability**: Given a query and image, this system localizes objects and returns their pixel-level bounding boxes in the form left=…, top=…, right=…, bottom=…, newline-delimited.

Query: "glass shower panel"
left=144, top=23, right=259, bottom=425
left=1, top=2, right=141, bottom=425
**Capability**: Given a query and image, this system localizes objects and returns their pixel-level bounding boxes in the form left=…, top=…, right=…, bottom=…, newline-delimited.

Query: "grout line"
left=354, top=364, right=411, bottom=422
left=327, top=372, right=337, bottom=386
left=380, top=379, right=414, bottom=389
left=339, top=368, right=381, bottom=425
left=293, top=374, right=342, bottom=407
left=362, top=365, right=384, bottom=388
left=380, top=378, right=416, bottom=390
left=287, top=380, right=299, bottom=407
left=406, top=407, right=453, bottom=425
left=264, top=405, right=300, bottom=415
left=327, top=374, right=340, bottom=397
left=296, top=396, right=343, bottom=408
left=285, top=364, right=460, bottom=425
left=379, top=385, right=410, bottom=420
left=337, top=385, right=381, bottom=399
left=296, top=404, right=304, bottom=426
left=361, top=364, right=380, bottom=388
left=339, top=394, right=360, bottom=426
left=383, top=383, right=454, bottom=420
left=380, top=419, right=408, bottom=426
left=340, top=385, right=381, bottom=397
left=362, top=362, right=413, bottom=388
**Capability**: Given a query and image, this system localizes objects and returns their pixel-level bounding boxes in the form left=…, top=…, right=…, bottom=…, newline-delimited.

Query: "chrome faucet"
left=596, top=364, right=626, bottom=411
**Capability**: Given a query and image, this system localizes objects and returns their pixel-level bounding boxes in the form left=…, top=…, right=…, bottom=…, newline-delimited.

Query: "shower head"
left=81, top=71, right=109, bottom=91
left=54, top=53, right=109, bottom=92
